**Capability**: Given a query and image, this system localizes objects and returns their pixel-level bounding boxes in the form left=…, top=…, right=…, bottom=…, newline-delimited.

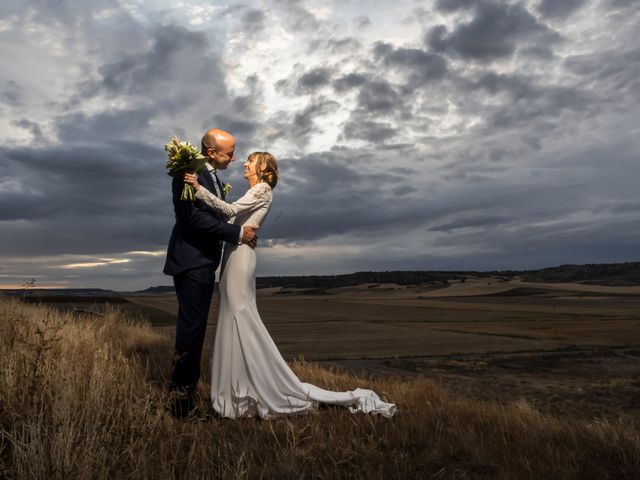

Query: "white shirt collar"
left=205, top=162, right=216, bottom=173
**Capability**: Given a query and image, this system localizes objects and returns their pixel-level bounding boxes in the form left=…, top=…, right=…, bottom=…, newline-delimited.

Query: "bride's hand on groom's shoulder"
left=183, top=173, right=200, bottom=191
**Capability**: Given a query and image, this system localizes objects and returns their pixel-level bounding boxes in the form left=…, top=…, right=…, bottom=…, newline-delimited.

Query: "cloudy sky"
left=0, top=0, right=638, bottom=290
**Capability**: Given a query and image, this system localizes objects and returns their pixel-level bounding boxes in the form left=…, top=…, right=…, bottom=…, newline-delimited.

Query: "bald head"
left=201, top=128, right=236, bottom=170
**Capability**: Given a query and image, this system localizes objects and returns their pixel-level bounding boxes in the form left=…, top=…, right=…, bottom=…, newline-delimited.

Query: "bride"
left=183, top=152, right=396, bottom=419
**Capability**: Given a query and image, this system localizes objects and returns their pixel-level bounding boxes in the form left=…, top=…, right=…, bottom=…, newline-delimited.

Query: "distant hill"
left=521, top=262, right=640, bottom=286
left=256, top=262, right=640, bottom=289
left=2, top=261, right=639, bottom=296
left=137, top=286, right=175, bottom=294
left=0, top=288, right=117, bottom=297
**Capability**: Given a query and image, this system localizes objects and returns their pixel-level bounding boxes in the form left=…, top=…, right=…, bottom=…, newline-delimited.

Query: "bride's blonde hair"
left=250, top=151, right=278, bottom=189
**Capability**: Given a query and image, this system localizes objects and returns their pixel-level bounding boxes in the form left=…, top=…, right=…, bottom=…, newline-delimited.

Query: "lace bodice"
left=248, top=182, right=272, bottom=203
left=194, top=181, right=272, bottom=228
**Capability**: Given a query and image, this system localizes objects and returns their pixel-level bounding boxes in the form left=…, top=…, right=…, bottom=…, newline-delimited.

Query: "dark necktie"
left=213, top=171, right=225, bottom=199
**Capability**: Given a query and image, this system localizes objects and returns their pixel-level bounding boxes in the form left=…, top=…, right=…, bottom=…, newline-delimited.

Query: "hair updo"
left=249, top=151, right=278, bottom=189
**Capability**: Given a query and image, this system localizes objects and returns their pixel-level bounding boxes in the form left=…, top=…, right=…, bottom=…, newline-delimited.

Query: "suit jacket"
left=163, top=169, right=241, bottom=276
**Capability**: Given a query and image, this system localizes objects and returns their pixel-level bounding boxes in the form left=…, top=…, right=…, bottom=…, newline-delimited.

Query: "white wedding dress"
left=194, top=182, right=397, bottom=419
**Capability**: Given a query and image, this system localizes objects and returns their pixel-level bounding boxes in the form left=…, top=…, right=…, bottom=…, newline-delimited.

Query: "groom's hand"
left=242, top=226, right=258, bottom=249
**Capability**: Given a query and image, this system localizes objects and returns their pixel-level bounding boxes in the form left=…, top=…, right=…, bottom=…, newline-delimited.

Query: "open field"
left=128, top=277, right=640, bottom=430
left=13, top=275, right=640, bottom=432
left=1, top=297, right=639, bottom=479
left=124, top=277, right=640, bottom=359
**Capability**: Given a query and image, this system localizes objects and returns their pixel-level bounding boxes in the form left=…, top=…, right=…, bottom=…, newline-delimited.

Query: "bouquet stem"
left=181, top=183, right=196, bottom=201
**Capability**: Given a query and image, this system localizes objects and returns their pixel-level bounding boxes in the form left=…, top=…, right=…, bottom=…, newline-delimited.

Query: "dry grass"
left=1, top=298, right=639, bottom=479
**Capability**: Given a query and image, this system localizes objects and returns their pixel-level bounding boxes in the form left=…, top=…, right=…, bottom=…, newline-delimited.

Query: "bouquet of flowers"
left=164, top=136, right=208, bottom=201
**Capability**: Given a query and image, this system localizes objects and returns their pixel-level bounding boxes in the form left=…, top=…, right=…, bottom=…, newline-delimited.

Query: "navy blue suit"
left=163, top=169, right=240, bottom=391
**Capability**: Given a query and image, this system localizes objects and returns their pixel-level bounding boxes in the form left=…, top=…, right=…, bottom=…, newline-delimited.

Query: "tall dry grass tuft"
left=1, top=297, right=639, bottom=479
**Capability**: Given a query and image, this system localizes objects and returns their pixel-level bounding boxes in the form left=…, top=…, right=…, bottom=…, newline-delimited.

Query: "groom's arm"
left=172, top=177, right=241, bottom=244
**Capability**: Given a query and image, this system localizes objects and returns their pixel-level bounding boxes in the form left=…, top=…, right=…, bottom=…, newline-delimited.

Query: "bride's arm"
left=184, top=173, right=264, bottom=218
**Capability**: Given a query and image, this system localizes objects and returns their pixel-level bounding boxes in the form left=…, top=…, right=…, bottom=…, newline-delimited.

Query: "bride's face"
left=243, top=156, right=258, bottom=180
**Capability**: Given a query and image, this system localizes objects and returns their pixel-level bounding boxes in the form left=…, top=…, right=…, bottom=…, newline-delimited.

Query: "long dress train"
left=195, top=181, right=396, bottom=419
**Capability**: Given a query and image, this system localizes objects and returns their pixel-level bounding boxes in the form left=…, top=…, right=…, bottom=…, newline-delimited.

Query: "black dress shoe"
left=167, top=383, right=196, bottom=418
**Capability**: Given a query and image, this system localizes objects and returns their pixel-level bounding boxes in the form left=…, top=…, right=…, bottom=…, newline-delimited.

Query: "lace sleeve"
left=194, top=184, right=268, bottom=218
left=248, top=182, right=272, bottom=203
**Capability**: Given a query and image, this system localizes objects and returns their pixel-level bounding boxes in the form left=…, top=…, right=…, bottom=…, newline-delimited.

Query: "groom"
left=163, top=128, right=258, bottom=417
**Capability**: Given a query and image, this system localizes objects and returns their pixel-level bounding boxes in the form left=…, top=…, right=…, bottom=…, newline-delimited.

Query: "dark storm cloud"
left=537, top=0, right=587, bottom=19
left=275, top=66, right=335, bottom=96
left=428, top=215, right=513, bottom=232
left=429, top=1, right=562, bottom=61
left=54, top=17, right=242, bottom=156
left=429, top=214, right=640, bottom=268
left=519, top=45, right=555, bottom=60
left=476, top=79, right=593, bottom=129
left=356, top=79, right=403, bottom=114
left=609, top=201, right=640, bottom=214
left=1, top=80, right=23, bottom=107
left=11, top=119, right=43, bottom=138
left=496, top=88, right=591, bottom=127
left=262, top=142, right=640, bottom=252
left=261, top=149, right=430, bottom=241
left=341, top=120, right=398, bottom=143
left=0, top=140, right=172, bottom=256
left=434, top=0, right=476, bottom=12
left=332, top=73, right=368, bottom=92
left=473, top=71, right=593, bottom=110
left=100, top=28, right=204, bottom=94
left=474, top=72, right=536, bottom=98
left=1, top=142, right=164, bottom=213
left=373, top=42, right=448, bottom=88
left=330, top=39, right=451, bottom=146
left=211, top=114, right=259, bottom=137
left=404, top=217, right=640, bottom=273
left=290, top=97, right=340, bottom=139
left=297, top=68, right=333, bottom=94
left=55, top=108, right=154, bottom=143
left=332, top=75, right=409, bottom=146
left=209, top=83, right=263, bottom=141
left=78, top=24, right=227, bottom=104
left=326, top=37, right=362, bottom=53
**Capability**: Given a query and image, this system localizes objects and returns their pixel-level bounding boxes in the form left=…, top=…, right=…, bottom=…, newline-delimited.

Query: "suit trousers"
left=170, top=264, right=216, bottom=390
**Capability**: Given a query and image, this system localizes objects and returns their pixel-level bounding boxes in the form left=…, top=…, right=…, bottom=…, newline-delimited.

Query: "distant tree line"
left=521, top=261, right=640, bottom=285
left=256, top=262, right=640, bottom=289
left=255, top=270, right=517, bottom=289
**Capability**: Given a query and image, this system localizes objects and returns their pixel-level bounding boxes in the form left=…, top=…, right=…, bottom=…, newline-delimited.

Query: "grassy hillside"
left=0, top=298, right=639, bottom=479
left=521, top=262, right=640, bottom=285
